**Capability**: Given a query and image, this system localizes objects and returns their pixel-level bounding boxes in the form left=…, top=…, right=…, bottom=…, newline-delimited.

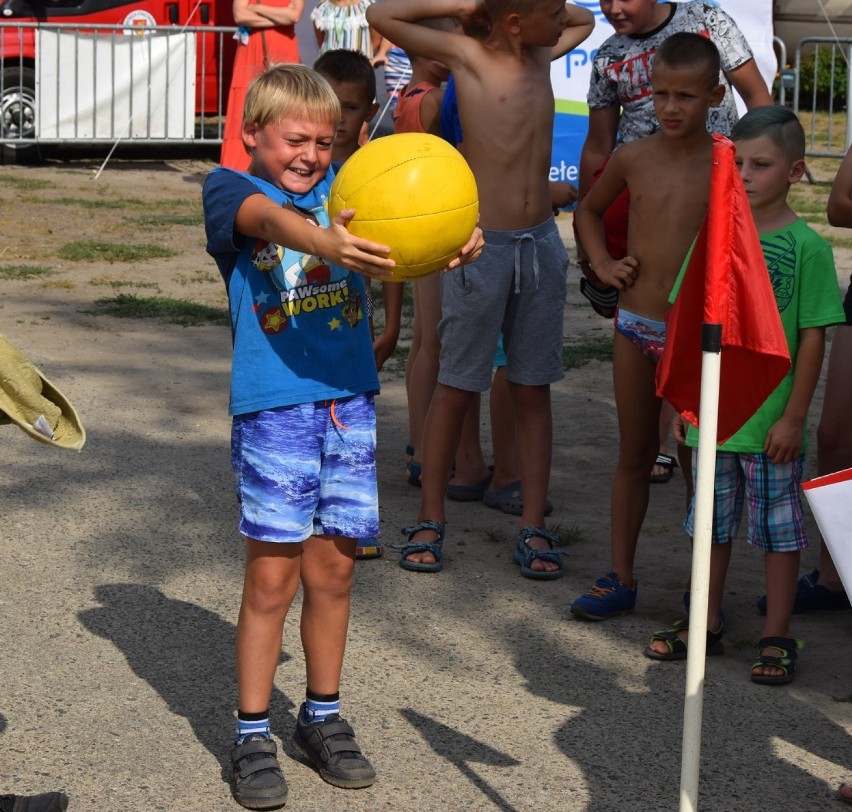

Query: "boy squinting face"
left=734, top=135, right=800, bottom=213
left=650, top=63, right=723, bottom=137
left=600, top=0, right=660, bottom=36
left=244, top=115, right=336, bottom=194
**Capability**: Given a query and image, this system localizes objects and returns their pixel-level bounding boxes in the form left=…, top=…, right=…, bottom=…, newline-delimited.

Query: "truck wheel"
left=1, top=66, right=40, bottom=164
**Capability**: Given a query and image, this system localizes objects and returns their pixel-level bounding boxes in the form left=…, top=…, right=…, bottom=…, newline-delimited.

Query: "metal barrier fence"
left=790, top=36, right=852, bottom=159
left=0, top=21, right=236, bottom=158
left=3, top=23, right=852, bottom=161
left=774, top=36, right=789, bottom=107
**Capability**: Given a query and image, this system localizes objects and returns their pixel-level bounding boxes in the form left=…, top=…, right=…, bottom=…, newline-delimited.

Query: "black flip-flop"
left=650, top=453, right=678, bottom=484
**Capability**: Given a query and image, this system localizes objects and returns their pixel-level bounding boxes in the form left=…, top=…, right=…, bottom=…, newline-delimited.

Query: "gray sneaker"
left=293, top=706, right=376, bottom=789
left=231, top=734, right=288, bottom=810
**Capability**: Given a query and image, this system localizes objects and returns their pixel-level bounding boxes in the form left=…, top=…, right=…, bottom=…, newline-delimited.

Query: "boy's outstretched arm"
left=235, top=194, right=395, bottom=279
left=764, top=327, right=825, bottom=465
left=827, top=146, right=852, bottom=226
left=551, top=3, right=595, bottom=60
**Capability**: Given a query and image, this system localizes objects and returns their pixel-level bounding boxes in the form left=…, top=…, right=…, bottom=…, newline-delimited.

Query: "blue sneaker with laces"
left=570, top=572, right=637, bottom=620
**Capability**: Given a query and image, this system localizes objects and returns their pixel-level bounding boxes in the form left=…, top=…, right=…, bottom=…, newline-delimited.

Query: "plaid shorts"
left=231, top=394, right=379, bottom=543
left=684, top=450, right=808, bottom=552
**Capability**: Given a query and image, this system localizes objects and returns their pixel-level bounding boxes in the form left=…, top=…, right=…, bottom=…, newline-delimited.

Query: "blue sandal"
left=398, top=520, right=445, bottom=573
left=513, top=526, right=563, bottom=580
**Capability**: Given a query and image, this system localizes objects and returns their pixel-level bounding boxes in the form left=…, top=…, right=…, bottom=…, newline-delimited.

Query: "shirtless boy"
left=367, top=0, right=594, bottom=577
left=571, top=31, right=725, bottom=617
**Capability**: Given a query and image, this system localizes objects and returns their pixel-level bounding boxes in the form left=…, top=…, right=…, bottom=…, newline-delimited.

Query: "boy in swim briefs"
left=577, top=0, right=772, bottom=487
left=571, top=31, right=725, bottom=618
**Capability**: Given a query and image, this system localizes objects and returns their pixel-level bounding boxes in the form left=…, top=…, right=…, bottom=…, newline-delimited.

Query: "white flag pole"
left=679, top=323, right=722, bottom=812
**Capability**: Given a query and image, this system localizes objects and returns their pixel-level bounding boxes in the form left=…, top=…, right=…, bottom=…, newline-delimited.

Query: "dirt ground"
left=1, top=156, right=851, bottom=811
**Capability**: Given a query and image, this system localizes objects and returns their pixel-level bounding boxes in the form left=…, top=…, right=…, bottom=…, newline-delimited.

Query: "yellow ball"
left=328, top=133, right=479, bottom=280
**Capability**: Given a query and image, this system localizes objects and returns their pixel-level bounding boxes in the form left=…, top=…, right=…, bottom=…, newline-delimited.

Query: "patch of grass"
left=173, top=270, right=218, bottom=285
left=53, top=196, right=151, bottom=209
left=563, top=337, right=612, bottom=369
left=800, top=109, right=850, bottom=156
left=0, top=175, right=51, bottom=190
left=547, top=521, right=586, bottom=546
left=89, top=275, right=160, bottom=290
left=87, top=294, right=228, bottom=326
left=0, top=264, right=55, bottom=279
left=483, top=522, right=584, bottom=547
left=42, top=280, right=75, bottom=289
left=824, top=234, right=852, bottom=250
left=791, top=199, right=829, bottom=217
left=53, top=196, right=198, bottom=212
left=130, top=213, right=205, bottom=229
left=58, top=241, right=178, bottom=262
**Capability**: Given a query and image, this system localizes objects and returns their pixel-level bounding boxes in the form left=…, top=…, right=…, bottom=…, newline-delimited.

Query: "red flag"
left=656, top=134, right=791, bottom=444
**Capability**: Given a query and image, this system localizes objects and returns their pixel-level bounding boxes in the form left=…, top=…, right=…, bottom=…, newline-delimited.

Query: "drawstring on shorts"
left=512, top=232, right=540, bottom=293
left=328, top=399, right=350, bottom=431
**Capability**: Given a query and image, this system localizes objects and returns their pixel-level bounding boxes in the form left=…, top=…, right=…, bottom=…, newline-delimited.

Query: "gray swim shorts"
left=437, top=216, right=568, bottom=391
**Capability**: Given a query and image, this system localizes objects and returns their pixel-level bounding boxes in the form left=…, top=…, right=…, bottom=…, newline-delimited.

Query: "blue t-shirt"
left=203, top=167, right=379, bottom=416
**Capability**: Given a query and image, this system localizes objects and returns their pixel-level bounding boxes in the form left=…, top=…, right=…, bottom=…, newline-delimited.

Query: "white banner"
left=550, top=0, right=776, bottom=186
left=36, top=29, right=196, bottom=140
left=803, top=468, right=852, bottom=603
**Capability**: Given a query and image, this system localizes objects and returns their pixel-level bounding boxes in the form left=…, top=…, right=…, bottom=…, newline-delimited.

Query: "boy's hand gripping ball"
left=328, top=133, right=479, bottom=280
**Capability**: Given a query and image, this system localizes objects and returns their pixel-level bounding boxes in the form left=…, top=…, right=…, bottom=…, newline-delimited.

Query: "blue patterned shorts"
left=231, top=395, right=379, bottom=543
left=684, top=450, right=807, bottom=552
